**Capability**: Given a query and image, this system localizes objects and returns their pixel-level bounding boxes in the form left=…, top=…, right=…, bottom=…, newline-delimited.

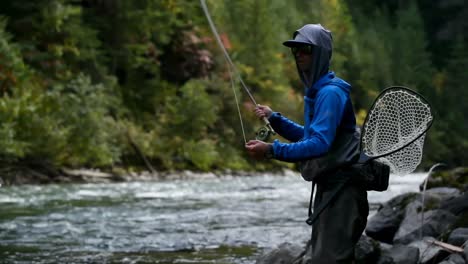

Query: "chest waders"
left=306, top=177, right=350, bottom=226
left=299, top=127, right=364, bottom=263
left=299, top=127, right=361, bottom=224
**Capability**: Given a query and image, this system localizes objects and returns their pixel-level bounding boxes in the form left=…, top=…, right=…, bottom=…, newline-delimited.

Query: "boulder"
left=440, top=192, right=468, bottom=216
left=355, top=235, right=380, bottom=263
left=256, top=242, right=304, bottom=264
left=378, top=245, right=420, bottom=264
left=438, top=253, right=466, bottom=264
left=464, top=241, right=468, bottom=262
left=448, top=228, right=468, bottom=247
left=408, top=237, right=450, bottom=264
left=296, top=241, right=312, bottom=264
left=366, top=192, right=419, bottom=243
left=393, top=199, right=457, bottom=244
left=377, top=255, right=396, bottom=264
left=424, top=187, right=461, bottom=200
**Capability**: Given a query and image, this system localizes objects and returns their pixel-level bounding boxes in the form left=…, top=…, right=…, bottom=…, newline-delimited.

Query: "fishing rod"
left=199, top=0, right=275, bottom=142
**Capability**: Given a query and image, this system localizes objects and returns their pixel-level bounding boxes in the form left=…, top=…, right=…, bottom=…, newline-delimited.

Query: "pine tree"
left=391, top=2, right=434, bottom=94
left=427, top=34, right=468, bottom=166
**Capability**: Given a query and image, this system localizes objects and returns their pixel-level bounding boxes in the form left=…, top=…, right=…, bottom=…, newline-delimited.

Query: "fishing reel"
left=255, top=123, right=276, bottom=141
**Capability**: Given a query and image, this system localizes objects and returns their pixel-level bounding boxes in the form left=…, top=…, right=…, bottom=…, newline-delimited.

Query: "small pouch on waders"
left=298, top=129, right=361, bottom=182
left=351, top=160, right=390, bottom=192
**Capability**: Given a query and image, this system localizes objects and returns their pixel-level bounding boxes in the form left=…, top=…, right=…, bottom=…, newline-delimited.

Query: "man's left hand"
left=245, top=140, right=272, bottom=160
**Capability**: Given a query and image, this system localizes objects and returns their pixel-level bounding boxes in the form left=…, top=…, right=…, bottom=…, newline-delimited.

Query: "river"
left=0, top=171, right=426, bottom=263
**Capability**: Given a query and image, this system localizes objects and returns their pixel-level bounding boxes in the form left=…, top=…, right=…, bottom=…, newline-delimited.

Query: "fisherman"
left=245, top=24, right=368, bottom=263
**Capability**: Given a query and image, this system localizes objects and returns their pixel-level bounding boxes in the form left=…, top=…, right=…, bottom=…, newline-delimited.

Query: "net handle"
left=360, top=86, right=434, bottom=162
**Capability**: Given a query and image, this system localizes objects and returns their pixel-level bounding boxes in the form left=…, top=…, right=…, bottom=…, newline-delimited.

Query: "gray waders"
left=305, top=171, right=368, bottom=264
left=298, top=128, right=368, bottom=263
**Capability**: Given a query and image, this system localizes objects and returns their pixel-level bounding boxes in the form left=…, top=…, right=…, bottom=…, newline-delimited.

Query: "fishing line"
left=200, top=0, right=275, bottom=142
left=420, top=163, right=445, bottom=240
left=228, top=65, right=247, bottom=143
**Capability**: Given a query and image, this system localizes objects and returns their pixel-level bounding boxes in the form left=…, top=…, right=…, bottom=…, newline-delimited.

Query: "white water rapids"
left=0, top=171, right=426, bottom=263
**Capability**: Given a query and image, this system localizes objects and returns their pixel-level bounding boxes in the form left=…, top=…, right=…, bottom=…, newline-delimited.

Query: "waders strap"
left=305, top=177, right=350, bottom=226
left=307, top=181, right=316, bottom=220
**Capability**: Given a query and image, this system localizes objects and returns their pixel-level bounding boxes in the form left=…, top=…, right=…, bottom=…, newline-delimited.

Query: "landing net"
left=361, top=87, right=433, bottom=175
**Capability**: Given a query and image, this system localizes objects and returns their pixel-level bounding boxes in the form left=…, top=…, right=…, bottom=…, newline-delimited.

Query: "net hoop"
left=361, top=86, right=434, bottom=169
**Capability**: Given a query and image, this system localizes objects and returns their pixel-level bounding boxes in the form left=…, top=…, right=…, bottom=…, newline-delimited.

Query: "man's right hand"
left=255, top=105, right=273, bottom=119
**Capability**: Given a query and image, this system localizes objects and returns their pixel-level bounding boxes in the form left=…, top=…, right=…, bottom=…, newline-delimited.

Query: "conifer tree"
left=391, top=2, right=434, bottom=94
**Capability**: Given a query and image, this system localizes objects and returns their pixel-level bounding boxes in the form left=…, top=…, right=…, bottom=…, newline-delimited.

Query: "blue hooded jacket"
left=269, top=24, right=356, bottom=162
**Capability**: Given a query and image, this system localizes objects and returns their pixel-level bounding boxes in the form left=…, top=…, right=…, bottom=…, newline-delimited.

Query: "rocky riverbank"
left=256, top=167, right=468, bottom=264
left=0, top=161, right=294, bottom=186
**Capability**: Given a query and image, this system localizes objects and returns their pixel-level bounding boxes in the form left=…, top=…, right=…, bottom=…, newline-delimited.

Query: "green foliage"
left=0, top=17, right=57, bottom=159
left=0, top=17, right=30, bottom=95
left=425, top=35, right=468, bottom=167
left=47, top=74, right=122, bottom=166
left=346, top=9, right=394, bottom=110
left=166, top=80, right=218, bottom=136
left=3, top=1, right=102, bottom=82
left=156, top=79, right=246, bottom=171
left=183, top=139, right=218, bottom=171
left=391, top=2, right=434, bottom=91
left=0, top=0, right=465, bottom=175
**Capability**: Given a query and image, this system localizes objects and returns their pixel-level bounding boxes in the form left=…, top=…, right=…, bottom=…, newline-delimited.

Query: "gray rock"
left=295, top=241, right=312, bottom=264
left=377, top=255, right=396, bottom=264
left=379, top=245, right=419, bottom=264
left=440, top=192, right=468, bottom=216
left=448, top=228, right=468, bottom=246
left=355, top=235, right=380, bottom=263
left=393, top=199, right=457, bottom=244
left=464, top=241, right=468, bottom=261
left=439, top=253, right=466, bottom=264
left=256, top=242, right=304, bottom=264
left=366, top=192, right=419, bottom=243
left=425, top=187, right=461, bottom=198
left=409, top=237, right=450, bottom=264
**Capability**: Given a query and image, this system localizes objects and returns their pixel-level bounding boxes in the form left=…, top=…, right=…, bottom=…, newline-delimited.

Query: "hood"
left=283, top=24, right=333, bottom=88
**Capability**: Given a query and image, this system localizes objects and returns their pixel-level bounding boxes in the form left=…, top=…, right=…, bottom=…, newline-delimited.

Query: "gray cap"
left=283, top=24, right=332, bottom=51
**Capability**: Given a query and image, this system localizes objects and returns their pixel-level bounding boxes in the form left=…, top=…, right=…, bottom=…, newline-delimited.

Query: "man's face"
left=291, top=45, right=313, bottom=71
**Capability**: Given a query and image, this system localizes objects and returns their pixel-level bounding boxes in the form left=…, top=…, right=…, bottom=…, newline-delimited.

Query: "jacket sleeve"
left=272, top=87, right=347, bottom=162
left=268, top=112, right=304, bottom=142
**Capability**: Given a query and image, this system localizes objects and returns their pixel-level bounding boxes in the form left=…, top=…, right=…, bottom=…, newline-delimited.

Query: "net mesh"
left=362, top=89, right=433, bottom=175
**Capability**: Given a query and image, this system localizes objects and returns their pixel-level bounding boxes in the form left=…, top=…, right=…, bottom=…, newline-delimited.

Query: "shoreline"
left=0, top=166, right=299, bottom=186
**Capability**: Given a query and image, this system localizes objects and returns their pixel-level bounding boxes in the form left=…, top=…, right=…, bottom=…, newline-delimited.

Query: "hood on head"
left=283, top=24, right=333, bottom=89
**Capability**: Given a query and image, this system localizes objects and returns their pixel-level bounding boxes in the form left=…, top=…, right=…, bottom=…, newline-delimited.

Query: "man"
left=245, top=24, right=368, bottom=263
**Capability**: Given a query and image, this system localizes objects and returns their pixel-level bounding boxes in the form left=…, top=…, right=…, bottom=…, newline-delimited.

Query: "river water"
left=0, top=171, right=426, bottom=263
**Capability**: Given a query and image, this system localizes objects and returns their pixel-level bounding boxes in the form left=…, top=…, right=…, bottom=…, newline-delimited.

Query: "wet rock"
left=409, top=237, right=450, bottom=264
left=438, top=253, right=466, bottom=264
left=378, top=245, right=419, bottom=264
left=366, top=192, right=419, bottom=243
left=393, top=198, right=457, bottom=244
left=448, top=228, right=468, bottom=246
left=377, top=255, right=396, bottom=264
left=295, top=241, right=311, bottom=264
left=424, top=187, right=461, bottom=200
left=440, top=192, right=468, bottom=216
left=464, top=241, right=468, bottom=262
left=355, top=235, right=380, bottom=263
left=256, top=242, right=304, bottom=264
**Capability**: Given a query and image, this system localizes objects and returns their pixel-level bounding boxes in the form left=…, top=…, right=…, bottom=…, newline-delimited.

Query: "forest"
left=0, top=0, right=466, bottom=176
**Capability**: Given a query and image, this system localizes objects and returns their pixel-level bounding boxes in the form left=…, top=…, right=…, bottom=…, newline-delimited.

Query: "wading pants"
left=309, top=179, right=368, bottom=264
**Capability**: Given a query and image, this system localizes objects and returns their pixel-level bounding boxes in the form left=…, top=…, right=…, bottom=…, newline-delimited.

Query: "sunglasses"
left=291, top=45, right=313, bottom=55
